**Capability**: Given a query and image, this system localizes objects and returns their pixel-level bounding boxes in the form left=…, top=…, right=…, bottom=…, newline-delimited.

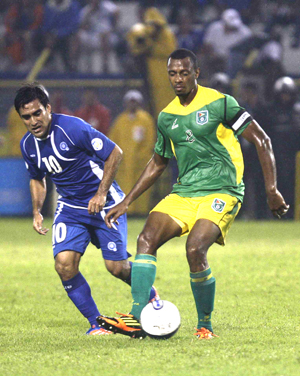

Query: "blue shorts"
left=52, top=202, right=130, bottom=261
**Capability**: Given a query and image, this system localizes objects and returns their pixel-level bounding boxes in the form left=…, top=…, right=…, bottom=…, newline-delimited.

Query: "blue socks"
left=62, top=263, right=158, bottom=328
left=62, top=272, right=100, bottom=327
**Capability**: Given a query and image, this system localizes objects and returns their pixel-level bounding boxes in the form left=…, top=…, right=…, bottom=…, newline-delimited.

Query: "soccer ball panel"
left=140, top=300, right=181, bottom=340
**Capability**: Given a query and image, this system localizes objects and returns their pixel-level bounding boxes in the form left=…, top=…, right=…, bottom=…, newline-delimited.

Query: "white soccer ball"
left=140, top=300, right=181, bottom=340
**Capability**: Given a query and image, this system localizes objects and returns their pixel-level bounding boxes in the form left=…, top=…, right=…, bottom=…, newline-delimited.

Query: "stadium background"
left=0, top=0, right=300, bottom=219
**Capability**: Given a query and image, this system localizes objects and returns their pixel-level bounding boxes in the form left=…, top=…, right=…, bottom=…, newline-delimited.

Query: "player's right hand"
left=33, top=212, right=49, bottom=235
left=105, top=200, right=129, bottom=228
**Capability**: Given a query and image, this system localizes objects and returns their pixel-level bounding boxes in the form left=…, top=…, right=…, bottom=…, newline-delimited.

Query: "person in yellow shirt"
left=108, top=90, right=155, bottom=215
left=5, top=107, right=25, bottom=156
left=127, top=7, right=177, bottom=118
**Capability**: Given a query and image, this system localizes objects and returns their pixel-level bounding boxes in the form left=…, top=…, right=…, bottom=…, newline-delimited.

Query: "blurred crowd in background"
left=2, top=0, right=300, bottom=77
left=0, top=0, right=300, bottom=219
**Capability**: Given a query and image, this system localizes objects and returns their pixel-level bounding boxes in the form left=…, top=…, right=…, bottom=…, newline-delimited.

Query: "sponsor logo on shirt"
left=91, top=138, right=103, bottom=151
left=108, top=242, right=117, bottom=252
left=60, top=141, right=69, bottom=151
left=211, top=198, right=226, bottom=213
left=196, top=110, right=209, bottom=125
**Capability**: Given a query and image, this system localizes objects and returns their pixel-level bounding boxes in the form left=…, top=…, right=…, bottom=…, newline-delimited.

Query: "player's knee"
left=137, top=231, right=157, bottom=254
left=106, top=264, right=123, bottom=278
left=105, top=260, right=130, bottom=279
left=186, top=240, right=208, bottom=261
left=55, top=260, right=78, bottom=280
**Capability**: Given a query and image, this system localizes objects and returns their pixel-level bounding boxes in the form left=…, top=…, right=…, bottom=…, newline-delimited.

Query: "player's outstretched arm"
left=88, top=145, right=123, bottom=215
left=30, top=178, right=49, bottom=235
left=105, top=152, right=169, bottom=228
left=241, top=120, right=289, bottom=219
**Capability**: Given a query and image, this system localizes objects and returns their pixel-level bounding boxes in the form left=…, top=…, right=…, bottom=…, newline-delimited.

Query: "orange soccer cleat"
left=97, top=312, right=147, bottom=339
left=193, top=327, right=219, bottom=339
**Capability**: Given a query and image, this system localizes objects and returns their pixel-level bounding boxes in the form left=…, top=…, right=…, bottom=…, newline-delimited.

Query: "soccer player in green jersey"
left=98, top=48, right=289, bottom=339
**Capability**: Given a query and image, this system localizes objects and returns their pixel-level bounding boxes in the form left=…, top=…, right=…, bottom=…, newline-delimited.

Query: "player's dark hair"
left=14, top=83, right=50, bottom=114
left=168, top=48, right=198, bottom=69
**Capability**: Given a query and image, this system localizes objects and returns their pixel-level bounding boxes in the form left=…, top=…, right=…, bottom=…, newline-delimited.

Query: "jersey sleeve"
left=154, top=113, right=174, bottom=158
left=64, top=116, right=116, bottom=160
left=20, top=138, right=45, bottom=181
left=222, top=95, right=253, bottom=135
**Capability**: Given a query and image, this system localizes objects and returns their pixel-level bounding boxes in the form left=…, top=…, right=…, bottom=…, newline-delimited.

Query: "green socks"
left=130, top=256, right=216, bottom=331
left=130, top=254, right=157, bottom=319
left=190, top=268, right=216, bottom=331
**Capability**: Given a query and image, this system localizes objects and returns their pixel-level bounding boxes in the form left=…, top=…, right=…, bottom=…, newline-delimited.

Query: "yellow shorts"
left=150, top=193, right=241, bottom=245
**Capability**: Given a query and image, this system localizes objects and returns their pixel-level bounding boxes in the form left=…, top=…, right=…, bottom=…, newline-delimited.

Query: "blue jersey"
left=20, top=113, right=125, bottom=208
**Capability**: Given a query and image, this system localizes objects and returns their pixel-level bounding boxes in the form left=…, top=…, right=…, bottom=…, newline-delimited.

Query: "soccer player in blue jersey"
left=15, top=83, right=158, bottom=336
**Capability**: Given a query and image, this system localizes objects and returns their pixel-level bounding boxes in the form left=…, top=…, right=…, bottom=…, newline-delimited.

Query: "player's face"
left=19, top=99, right=52, bottom=138
left=167, top=57, right=200, bottom=97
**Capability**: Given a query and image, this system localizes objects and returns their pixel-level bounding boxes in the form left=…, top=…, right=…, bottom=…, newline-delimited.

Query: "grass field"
left=0, top=218, right=299, bottom=376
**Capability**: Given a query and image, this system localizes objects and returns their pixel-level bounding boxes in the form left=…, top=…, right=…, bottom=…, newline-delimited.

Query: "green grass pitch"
left=0, top=218, right=299, bottom=376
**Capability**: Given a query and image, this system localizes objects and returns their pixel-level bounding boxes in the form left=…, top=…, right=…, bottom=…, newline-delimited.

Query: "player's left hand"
left=88, top=193, right=106, bottom=215
left=267, top=189, right=289, bottom=219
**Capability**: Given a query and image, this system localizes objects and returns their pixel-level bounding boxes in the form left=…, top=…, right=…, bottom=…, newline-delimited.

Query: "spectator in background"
left=139, top=0, right=204, bottom=24
left=200, top=8, right=252, bottom=78
left=251, top=28, right=285, bottom=98
left=290, top=2, right=300, bottom=48
left=6, top=105, right=26, bottom=156
left=232, top=26, right=285, bottom=97
left=39, top=0, right=80, bottom=72
left=108, top=90, right=155, bottom=216
left=77, top=0, right=120, bottom=73
left=215, top=0, right=261, bottom=25
left=209, top=72, right=232, bottom=95
left=75, top=89, right=111, bottom=135
left=175, top=11, right=204, bottom=54
left=263, top=0, right=300, bottom=48
left=51, top=90, right=73, bottom=115
left=126, top=7, right=177, bottom=118
left=0, top=2, right=8, bottom=71
left=263, top=77, right=300, bottom=219
left=4, top=0, right=43, bottom=69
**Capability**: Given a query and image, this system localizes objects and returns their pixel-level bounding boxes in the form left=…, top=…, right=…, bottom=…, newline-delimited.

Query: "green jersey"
left=154, top=85, right=252, bottom=201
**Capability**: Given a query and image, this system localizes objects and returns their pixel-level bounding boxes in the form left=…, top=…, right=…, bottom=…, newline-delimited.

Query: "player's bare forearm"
left=105, top=153, right=169, bottom=228
left=125, top=153, right=168, bottom=206
left=30, top=178, right=46, bottom=215
left=242, top=120, right=289, bottom=218
left=243, top=121, right=277, bottom=191
left=88, top=145, right=123, bottom=215
left=30, top=178, right=49, bottom=235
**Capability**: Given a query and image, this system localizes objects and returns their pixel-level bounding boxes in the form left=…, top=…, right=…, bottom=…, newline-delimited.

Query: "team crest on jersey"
left=60, top=142, right=69, bottom=151
left=211, top=198, right=226, bottom=213
left=196, top=110, right=209, bottom=125
left=91, top=138, right=103, bottom=151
